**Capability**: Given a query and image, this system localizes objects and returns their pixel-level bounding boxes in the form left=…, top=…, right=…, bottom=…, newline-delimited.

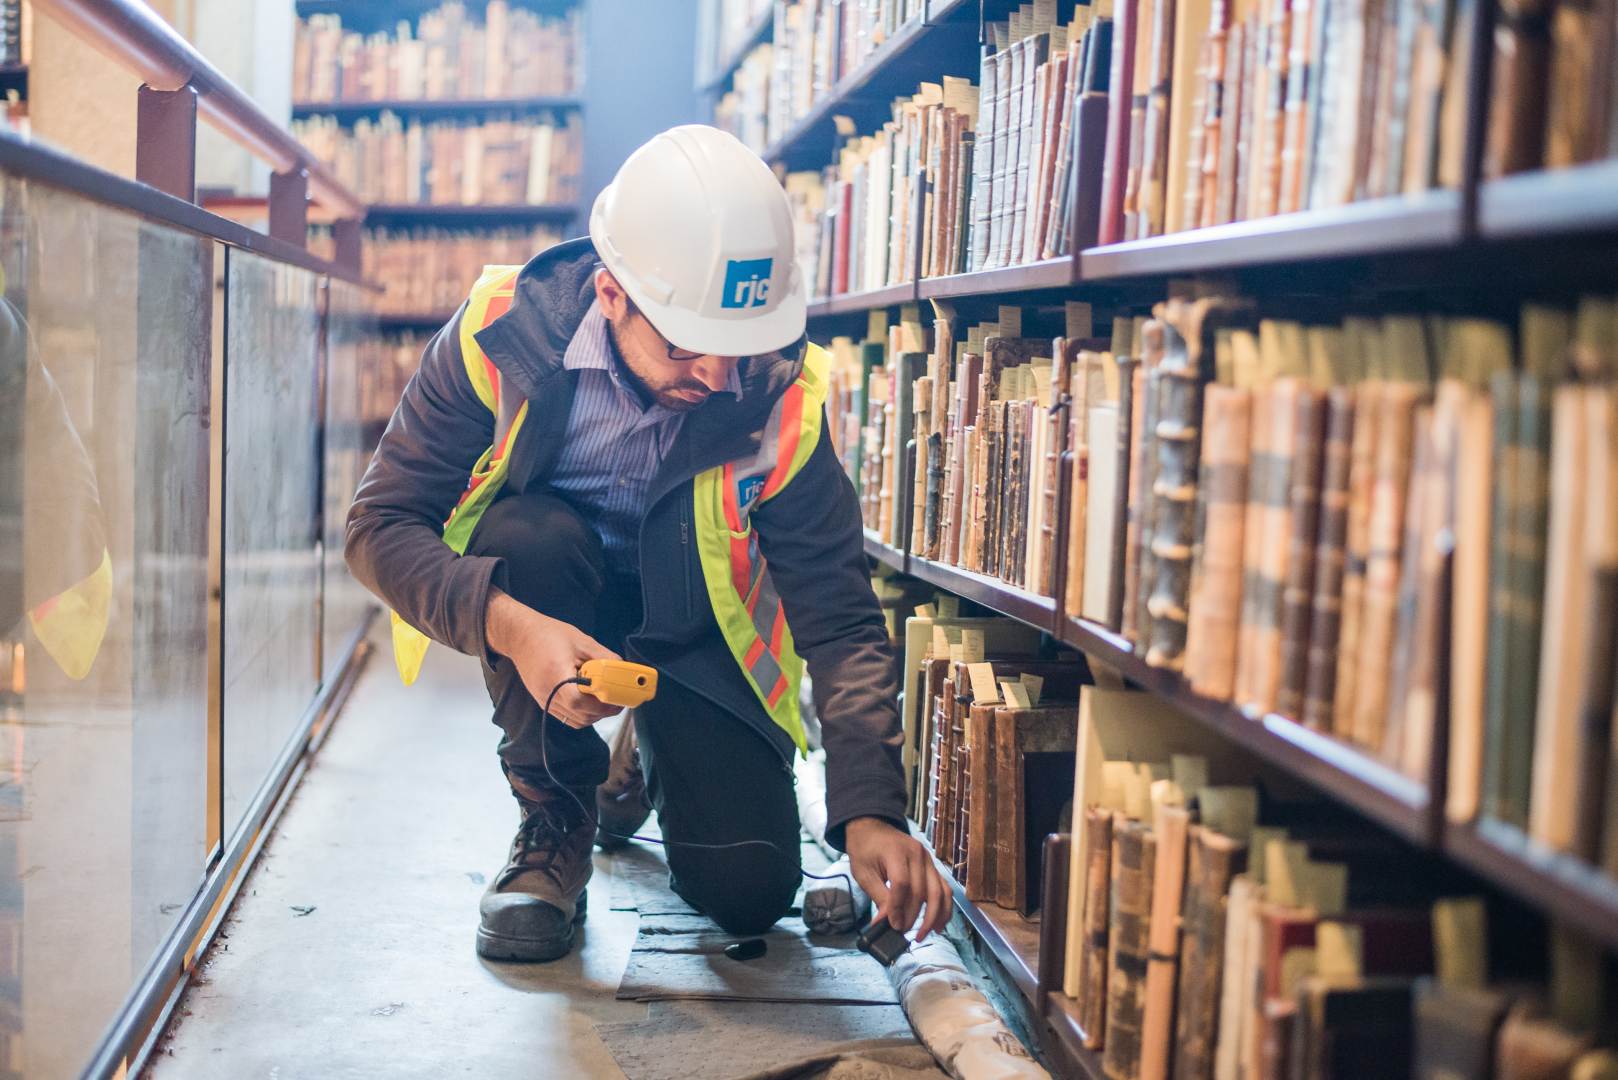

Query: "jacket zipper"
left=679, top=492, right=694, bottom=619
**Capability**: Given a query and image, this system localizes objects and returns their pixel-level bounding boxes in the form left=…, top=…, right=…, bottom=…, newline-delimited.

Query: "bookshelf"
left=699, top=4, right=774, bottom=94
left=289, top=96, right=583, bottom=122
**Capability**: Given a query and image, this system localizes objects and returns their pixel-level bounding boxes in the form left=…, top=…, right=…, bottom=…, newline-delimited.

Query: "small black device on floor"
left=724, top=938, right=768, bottom=962
left=856, top=919, right=911, bottom=967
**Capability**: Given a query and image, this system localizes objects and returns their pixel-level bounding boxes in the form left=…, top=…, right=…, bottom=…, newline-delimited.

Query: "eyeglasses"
left=635, top=310, right=704, bottom=362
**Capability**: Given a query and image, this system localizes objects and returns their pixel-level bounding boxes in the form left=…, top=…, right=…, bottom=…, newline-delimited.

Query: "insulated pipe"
left=888, top=936, right=1052, bottom=1080
left=31, top=0, right=366, bottom=220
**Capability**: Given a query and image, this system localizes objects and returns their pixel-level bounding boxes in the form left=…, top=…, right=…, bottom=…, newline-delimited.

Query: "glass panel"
left=0, top=177, right=211, bottom=1077
left=321, top=280, right=380, bottom=674
left=221, top=250, right=321, bottom=840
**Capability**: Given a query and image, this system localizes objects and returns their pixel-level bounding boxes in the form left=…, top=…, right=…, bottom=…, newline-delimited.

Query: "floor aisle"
left=146, top=626, right=647, bottom=1079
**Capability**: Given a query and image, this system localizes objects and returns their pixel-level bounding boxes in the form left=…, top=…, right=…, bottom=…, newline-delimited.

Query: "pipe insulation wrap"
left=886, top=937, right=1050, bottom=1080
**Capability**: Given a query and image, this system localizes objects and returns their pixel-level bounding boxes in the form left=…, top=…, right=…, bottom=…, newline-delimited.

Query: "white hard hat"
left=589, top=125, right=806, bottom=358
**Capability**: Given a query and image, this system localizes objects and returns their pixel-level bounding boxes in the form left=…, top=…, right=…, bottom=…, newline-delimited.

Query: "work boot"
left=595, top=714, right=650, bottom=851
left=476, top=776, right=595, bottom=962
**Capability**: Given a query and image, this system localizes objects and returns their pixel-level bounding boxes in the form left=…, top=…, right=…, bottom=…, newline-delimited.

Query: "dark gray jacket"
left=344, top=238, right=905, bottom=846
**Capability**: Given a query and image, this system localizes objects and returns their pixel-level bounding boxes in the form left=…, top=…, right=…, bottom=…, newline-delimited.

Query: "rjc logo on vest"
left=721, top=258, right=773, bottom=310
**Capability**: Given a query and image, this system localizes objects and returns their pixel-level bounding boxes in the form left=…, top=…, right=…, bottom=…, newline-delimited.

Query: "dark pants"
left=465, top=491, right=801, bottom=935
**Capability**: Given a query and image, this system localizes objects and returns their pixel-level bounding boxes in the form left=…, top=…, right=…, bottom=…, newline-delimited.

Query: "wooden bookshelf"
left=364, top=202, right=576, bottom=226
left=1445, top=817, right=1618, bottom=955
left=762, top=3, right=979, bottom=172
left=807, top=281, right=918, bottom=317
left=291, top=96, right=582, bottom=121
left=1476, top=162, right=1618, bottom=241
left=918, top=255, right=1080, bottom=301
left=699, top=5, right=774, bottom=93
left=1079, top=190, right=1465, bottom=282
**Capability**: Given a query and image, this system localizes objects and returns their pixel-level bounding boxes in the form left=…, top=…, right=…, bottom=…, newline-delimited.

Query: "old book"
left=1137, top=0, right=1179, bottom=237
left=1104, top=818, right=1157, bottom=1080
left=1277, top=385, right=1328, bottom=718
left=1084, top=400, right=1125, bottom=624
left=1167, top=0, right=1217, bottom=232
left=1482, top=0, right=1554, bottom=176
left=965, top=702, right=999, bottom=901
left=1068, top=348, right=1101, bottom=619
left=1446, top=322, right=1511, bottom=823
left=1174, top=827, right=1248, bottom=1080
left=1039, top=832, right=1074, bottom=1007
left=1496, top=1005, right=1597, bottom=1080
left=1302, top=383, right=1358, bottom=729
left=1185, top=350, right=1252, bottom=699
left=1121, top=0, right=1160, bottom=240
left=1292, top=976, right=1416, bottom=1080
left=1413, top=981, right=1514, bottom=1080
left=1012, top=34, right=1052, bottom=264
left=994, top=704, right=1080, bottom=913
left=1196, top=0, right=1234, bottom=225
left=972, top=46, right=1001, bottom=271
left=1531, top=374, right=1618, bottom=856
left=1213, top=15, right=1247, bottom=223
left=1234, top=325, right=1305, bottom=716
left=1484, top=307, right=1566, bottom=827
left=1544, top=0, right=1616, bottom=168
left=1100, top=0, right=1142, bottom=245
left=1125, top=324, right=1164, bottom=647
left=1140, top=802, right=1192, bottom=1080
left=1384, top=398, right=1447, bottom=778
left=1110, top=351, right=1140, bottom=628
left=1213, top=874, right=1262, bottom=1080
left=1077, top=805, right=1115, bottom=1044
left=1146, top=300, right=1216, bottom=671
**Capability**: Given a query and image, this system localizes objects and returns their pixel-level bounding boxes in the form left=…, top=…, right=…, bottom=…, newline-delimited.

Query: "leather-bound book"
left=1277, top=385, right=1328, bottom=718
left=1213, top=873, right=1261, bottom=1080
left=1186, top=359, right=1252, bottom=699
left=1332, top=324, right=1384, bottom=740
left=1147, top=300, right=1218, bottom=671
left=1040, top=340, right=1080, bottom=596
left=1235, top=326, right=1305, bottom=716
left=1484, top=307, right=1567, bottom=828
left=1110, top=349, right=1139, bottom=629
left=1174, top=827, right=1247, bottom=1080
left=1261, top=998, right=1298, bottom=1080
left=1099, top=0, right=1140, bottom=245
left=1104, top=817, right=1157, bottom=1080
left=1039, top=832, right=1074, bottom=1008
left=1543, top=0, right=1616, bottom=168
left=1196, top=0, right=1233, bottom=227
left=1126, top=321, right=1166, bottom=648
left=1446, top=321, right=1511, bottom=823
left=945, top=351, right=985, bottom=566
left=1413, top=980, right=1514, bottom=1080
left=965, top=701, right=999, bottom=902
left=994, top=704, right=1081, bottom=914
left=972, top=45, right=1000, bottom=272
left=1078, top=805, right=1115, bottom=1045
left=1482, top=0, right=1555, bottom=177
left=998, top=400, right=1027, bottom=581
left=1136, top=0, right=1178, bottom=237
left=1140, top=803, right=1192, bottom=1080
left=1496, top=1004, right=1597, bottom=1080
left=1350, top=319, right=1427, bottom=752
left=1121, top=0, right=1158, bottom=241
left=1293, top=976, right=1416, bottom=1080
left=1384, top=402, right=1442, bottom=775
left=1299, top=341, right=1358, bottom=723
left=1212, top=17, right=1246, bottom=225
left=1068, top=348, right=1101, bottom=618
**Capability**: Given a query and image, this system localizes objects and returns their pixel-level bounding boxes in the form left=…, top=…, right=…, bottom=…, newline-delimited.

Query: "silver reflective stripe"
left=748, top=640, right=783, bottom=694
left=750, top=569, right=782, bottom=645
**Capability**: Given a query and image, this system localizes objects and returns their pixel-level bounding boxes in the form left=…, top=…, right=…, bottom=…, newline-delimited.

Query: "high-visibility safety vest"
left=390, top=265, right=829, bottom=753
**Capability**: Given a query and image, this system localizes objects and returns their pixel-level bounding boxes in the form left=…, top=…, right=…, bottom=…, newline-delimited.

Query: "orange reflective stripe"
left=721, top=463, right=744, bottom=532
left=765, top=674, right=788, bottom=707
left=761, top=384, right=804, bottom=499
left=744, top=637, right=767, bottom=668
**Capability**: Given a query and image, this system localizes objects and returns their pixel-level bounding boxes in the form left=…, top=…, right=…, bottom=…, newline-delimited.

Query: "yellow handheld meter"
left=577, top=659, right=658, bottom=708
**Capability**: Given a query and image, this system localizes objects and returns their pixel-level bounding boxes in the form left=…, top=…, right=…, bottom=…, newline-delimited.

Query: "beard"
left=607, top=315, right=715, bottom=410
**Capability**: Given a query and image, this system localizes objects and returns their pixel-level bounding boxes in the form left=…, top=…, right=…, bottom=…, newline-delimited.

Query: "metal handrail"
left=31, top=0, right=365, bottom=220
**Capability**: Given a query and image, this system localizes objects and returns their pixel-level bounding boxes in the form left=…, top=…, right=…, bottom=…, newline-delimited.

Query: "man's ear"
left=594, top=268, right=631, bottom=320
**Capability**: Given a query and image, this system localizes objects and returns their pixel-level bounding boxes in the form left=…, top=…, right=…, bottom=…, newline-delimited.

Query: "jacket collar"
left=472, top=237, right=800, bottom=436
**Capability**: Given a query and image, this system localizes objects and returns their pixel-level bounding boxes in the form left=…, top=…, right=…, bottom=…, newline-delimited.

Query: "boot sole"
left=475, top=896, right=588, bottom=963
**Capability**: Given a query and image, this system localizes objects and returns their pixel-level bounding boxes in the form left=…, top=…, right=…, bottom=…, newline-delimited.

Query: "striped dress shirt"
left=549, top=301, right=741, bottom=577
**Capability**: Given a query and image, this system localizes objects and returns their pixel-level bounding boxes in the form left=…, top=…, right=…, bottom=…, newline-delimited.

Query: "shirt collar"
left=563, top=300, right=744, bottom=402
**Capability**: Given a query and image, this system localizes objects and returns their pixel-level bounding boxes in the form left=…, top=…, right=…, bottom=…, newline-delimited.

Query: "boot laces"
left=513, top=800, right=584, bottom=870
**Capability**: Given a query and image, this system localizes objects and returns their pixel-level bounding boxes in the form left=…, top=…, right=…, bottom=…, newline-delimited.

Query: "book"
left=1103, top=817, right=1158, bottom=1080
left=1496, top=1004, right=1598, bottom=1080
left=1079, top=805, right=1115, bottom=1044
left=1100, top=0, right=1142, bottom=244
left=994, top=703, right=1081, bottom=913
left=1174, top=826, right=1248, bottom=1080
left=1481, top=0, right=1555, bottom=176
left=1139, top=802, right=1192, bottom=1080
left=1302, top=382, right=1358, bottom=730
left=1413, top=981, right=1515, bottom=1080
left=1277, top=382, right=1328, bottom=719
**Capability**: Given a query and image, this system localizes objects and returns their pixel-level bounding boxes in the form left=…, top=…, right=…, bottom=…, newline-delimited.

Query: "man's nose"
left=690, top=355, right=738, bottom=393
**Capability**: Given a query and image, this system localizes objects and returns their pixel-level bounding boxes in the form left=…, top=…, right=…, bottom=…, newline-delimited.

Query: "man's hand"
left=484, top=587, right=620, bottom=728
left=844, top=816, right=952, bottom=941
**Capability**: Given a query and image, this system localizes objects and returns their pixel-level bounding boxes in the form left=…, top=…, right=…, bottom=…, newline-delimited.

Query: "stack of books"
left=356, top=225, right=564, bottom=315
left=294, top=1, right=582, bottom=103
left=293, top=113, right=582, bottom=206
left=767, top=0, right=927, bottom=147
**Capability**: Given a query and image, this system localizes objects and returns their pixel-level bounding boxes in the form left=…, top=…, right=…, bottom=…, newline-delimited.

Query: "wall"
left=580, top=0, right=702, bottom=220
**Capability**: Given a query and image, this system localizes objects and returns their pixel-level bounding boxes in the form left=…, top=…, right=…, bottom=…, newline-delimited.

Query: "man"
left=346, top=125, right=950, bottom=962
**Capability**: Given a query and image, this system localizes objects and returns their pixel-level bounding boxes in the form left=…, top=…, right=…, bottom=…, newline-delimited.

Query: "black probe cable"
left=537, top=676, right=858, bottom=904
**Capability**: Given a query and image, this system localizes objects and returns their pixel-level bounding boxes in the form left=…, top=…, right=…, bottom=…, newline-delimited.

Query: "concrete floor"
left=145, top=628, right=648, bottom=1079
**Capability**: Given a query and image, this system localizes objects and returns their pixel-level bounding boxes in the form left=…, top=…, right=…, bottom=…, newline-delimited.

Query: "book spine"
left=1236, top=381, right=1301, bottom=717
left=1103, top=818, right=1157, bottom=1080
left=1099, top=0, right=1141, bottom=245
left=1303, top=386, right=1358, bottom=729
left=1079, top=805, right=1114, bottom=1046
left=1174, top=829, right=1246, bottom=1080
left=1185, top=385, right=1252, bottom=699
left=1126, top=349, right=1162, bottom=648
left=1277, top=388, right=1327, bottom=717
left=1145, top=315, right=1207, bottom=671
left=1333, top=379, right=1383, bottom=739
left=1110, top=358, right=1140, bottom=629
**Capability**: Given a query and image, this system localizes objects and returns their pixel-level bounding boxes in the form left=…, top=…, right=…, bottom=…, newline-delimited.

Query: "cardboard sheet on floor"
left=595, top=1000, right=940, bottom=1080
left=616, top=911, right=896, bottom=1005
